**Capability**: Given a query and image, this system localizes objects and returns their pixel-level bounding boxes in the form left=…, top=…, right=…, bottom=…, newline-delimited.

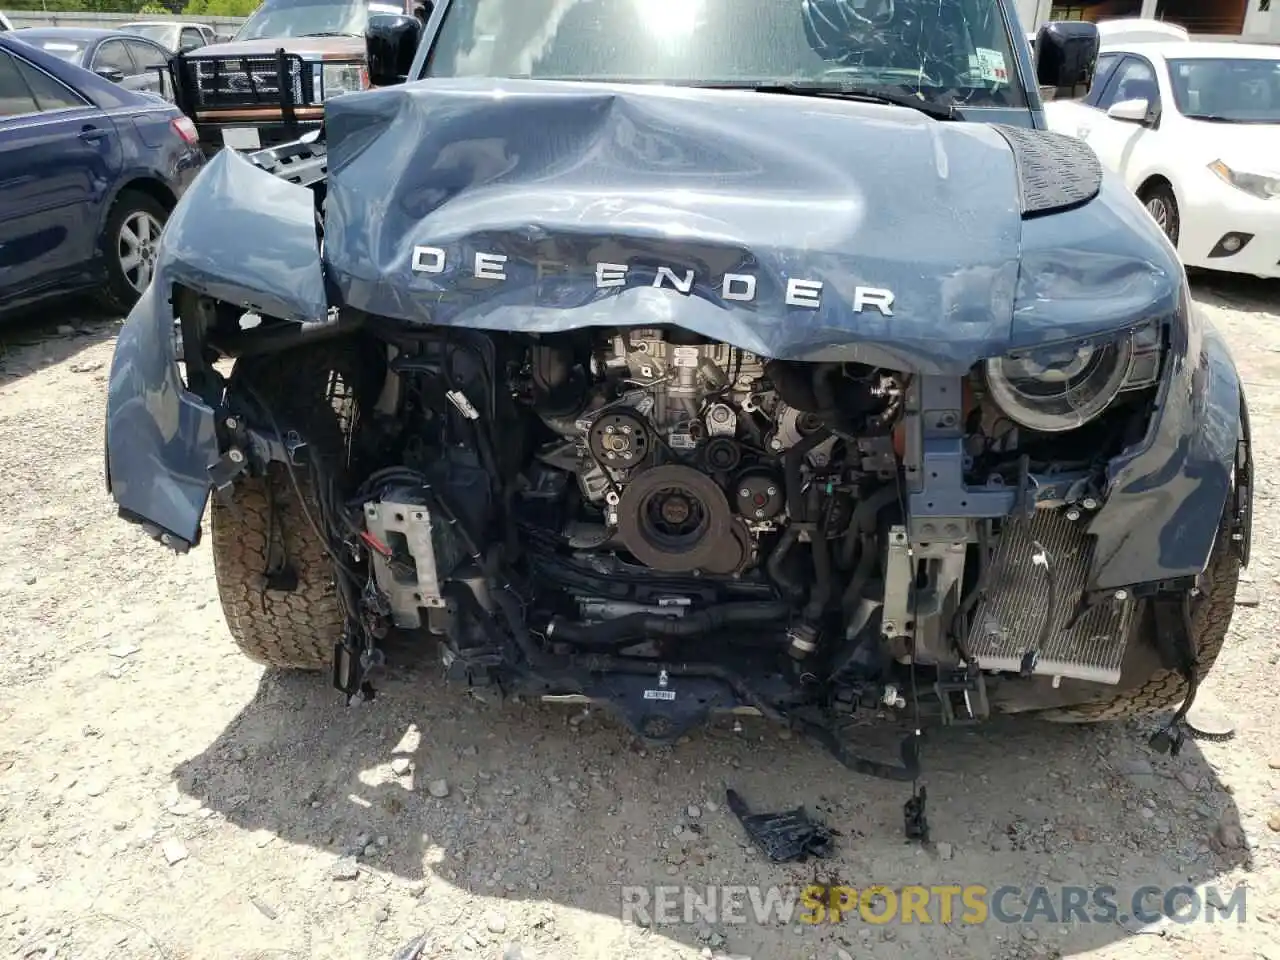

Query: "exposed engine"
left=521, top=328, right=904, bottom=580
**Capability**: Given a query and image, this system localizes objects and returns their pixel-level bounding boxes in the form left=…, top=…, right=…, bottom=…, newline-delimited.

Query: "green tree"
left=3, top=1, right=161, bottom=11
left=188, top=0, right=261, bottom=15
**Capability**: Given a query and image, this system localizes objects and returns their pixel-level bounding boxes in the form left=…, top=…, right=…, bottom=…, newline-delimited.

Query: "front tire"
left=210, top=348, right=361, bottom=670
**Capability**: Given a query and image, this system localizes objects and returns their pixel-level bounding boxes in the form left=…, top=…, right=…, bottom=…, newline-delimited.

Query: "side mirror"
left=366, top=12, right=422, bottom=87
left=1107, top=97, right=1152, bottom=124
left=95, top=67, right=126, bottom=84
left=1034, top=20, right=1100, bottom=101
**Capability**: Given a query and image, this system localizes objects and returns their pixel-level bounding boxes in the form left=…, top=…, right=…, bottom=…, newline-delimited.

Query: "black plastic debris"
left=725, top=788, right=834, bottom=862
left=903, top=786, right=929, bottom=843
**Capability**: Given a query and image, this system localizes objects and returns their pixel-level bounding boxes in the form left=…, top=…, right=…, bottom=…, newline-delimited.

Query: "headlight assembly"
left=320, top=62, right=367, bottom=101
left=984, top=333, right=1141, bottom=433
left=1208, top=160, right=1280, bottom=200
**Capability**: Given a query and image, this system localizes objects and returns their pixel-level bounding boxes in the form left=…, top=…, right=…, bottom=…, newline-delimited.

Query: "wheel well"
left=1137, top=175, right=1174, bottom=202
left=115, top=177, right=178, bottom=213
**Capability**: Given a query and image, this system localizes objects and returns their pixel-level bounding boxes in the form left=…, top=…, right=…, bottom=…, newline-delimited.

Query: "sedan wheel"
left=98, top=189, right=171, bottom=314
left=1139, top=183, right=1181, bottom=248
left=117, top=210, right=163, bottom=293
left=1145, top=196, right=1169, bottom=231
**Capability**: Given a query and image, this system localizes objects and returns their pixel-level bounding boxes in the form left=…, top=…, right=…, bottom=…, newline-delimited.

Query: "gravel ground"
left=1, top=277, right=1279, bottom=960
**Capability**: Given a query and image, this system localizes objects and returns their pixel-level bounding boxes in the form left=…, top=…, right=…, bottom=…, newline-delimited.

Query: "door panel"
left=0, top=51, right=122, bottom=302
left=1078, top=55, right=1161, bottom=180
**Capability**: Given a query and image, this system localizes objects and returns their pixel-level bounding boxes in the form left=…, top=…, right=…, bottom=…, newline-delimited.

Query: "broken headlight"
left=983, top=331, right=1140, bottom=433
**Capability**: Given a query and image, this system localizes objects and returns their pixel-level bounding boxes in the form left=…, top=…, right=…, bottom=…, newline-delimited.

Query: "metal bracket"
left=364, top=498, right=450, bottom=629
left=934, top=664, right=989, bottom=726
left=244, top=426, right=308, bottom=468
left=208, top=448, right=248, bottom=492
left=880, top=525, right=914, bottom=639
left=904, top=376, right=1017, bottom=522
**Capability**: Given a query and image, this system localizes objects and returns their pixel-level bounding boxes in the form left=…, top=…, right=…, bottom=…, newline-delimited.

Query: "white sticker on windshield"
left=43, top=43, right=80, bottom=51
left=974, top=47, right=1009, bottom=83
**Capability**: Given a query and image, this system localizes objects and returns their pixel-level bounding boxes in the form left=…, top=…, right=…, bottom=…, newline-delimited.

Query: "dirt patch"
left=2, top=278, right=1279, bottom=960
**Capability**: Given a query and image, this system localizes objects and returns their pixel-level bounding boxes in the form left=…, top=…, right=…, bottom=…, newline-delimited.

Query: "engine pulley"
left=615, top=465, right=747, bottom=575
left=734, top=470, right=785, bottom=521
left=702, top=437, right=742, bottom=473
left=588, top=410, right=651, bottom=470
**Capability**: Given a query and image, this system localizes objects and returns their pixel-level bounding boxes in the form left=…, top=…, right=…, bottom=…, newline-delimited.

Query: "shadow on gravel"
left=1189, top=271, right=1280, bottom=312
left=0, top=298, right=121, bottom=388
left=175, top=650, right=1251, bottom=959
left=171, top=270, right=1265, bottom=958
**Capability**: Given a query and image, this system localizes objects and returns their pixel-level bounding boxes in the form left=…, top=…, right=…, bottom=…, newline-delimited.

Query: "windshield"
left=1168, top=57, right=1280, bottom=123
left=425, top=0, right=1026, bottom=108
left=124, top=23, right=179, bottom=47
left=235, top=0, right=374, bottom=40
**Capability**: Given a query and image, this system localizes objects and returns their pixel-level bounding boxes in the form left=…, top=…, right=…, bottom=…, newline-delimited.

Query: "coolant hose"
left=766, top=528, right=803, bottom=600
left=547, top=602, right=790, bottom=650
left=839, top=485, right=899, bottom=568
left=784, top=429, right=831, bottom=523
left=841, top=534, right=877, bottom=612
left=803, top=505, right=834, bottom=622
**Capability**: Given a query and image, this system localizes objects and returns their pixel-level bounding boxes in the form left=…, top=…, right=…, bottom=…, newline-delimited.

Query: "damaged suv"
left=104, top=0, right=1253, bottom=781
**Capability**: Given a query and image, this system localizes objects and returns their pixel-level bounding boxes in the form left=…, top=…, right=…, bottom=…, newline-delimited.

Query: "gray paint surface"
left=104, top=72, right=1248, bottom=588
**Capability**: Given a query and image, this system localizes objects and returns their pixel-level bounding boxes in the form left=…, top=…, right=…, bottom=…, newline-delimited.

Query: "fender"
left=1088, top=315, right=1247, bottom=591
left=104, top=149, right=328, bottom=548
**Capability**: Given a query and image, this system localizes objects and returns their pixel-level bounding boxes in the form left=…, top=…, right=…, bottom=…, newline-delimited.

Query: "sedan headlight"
left=984, top=334, right=1138, bottom=433
left=320, top=62, right=367, bottom=100
left=1208, top=160, right=1280, bottom=200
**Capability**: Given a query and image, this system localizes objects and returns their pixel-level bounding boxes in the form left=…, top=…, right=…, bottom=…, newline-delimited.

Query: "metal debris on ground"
left=724, top=788, right=834, bottom=862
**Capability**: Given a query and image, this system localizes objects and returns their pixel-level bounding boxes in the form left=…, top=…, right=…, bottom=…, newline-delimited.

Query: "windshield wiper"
left=296, top=31, right=361, bottom=38
left=745, top=83, right=958, bottom=120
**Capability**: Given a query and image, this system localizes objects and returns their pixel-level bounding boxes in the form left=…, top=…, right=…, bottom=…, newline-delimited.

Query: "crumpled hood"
left=321, top=79, right=1176, bottom=371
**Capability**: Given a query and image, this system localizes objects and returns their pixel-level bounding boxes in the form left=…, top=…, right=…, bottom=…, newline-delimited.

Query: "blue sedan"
left=0, top=32, right=206, bottom=317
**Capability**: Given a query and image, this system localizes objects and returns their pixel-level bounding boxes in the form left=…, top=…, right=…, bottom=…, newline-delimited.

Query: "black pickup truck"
left=169, top=0, right=411, bottom=153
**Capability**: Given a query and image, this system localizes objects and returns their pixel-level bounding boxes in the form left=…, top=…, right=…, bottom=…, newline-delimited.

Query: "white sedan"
left=1044, top=38, right=1280, bottom=279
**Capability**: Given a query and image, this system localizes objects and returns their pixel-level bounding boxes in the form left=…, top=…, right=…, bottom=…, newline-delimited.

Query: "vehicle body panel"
left=104, top=70, right=1247, bottom=592
left=0, top=34, right=205, bottom=315
left=324, top=79, right=1030, bottom=371
left=106, top=148, right=327, bottom=546
left=0, top=74, right=120, bottom=297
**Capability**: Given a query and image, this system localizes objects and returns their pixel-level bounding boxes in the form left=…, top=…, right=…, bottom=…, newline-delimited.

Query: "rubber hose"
left=841, top=533, right=877, bottom=612
left=766, top=527, right=802, bottom=600
left=839, top=485, right=898, bottom=568
left=803, top=505, right=834, bottom=622
left=785, top=428, right=831, bottom=523
left=547, top=602, right=791, bottom=650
